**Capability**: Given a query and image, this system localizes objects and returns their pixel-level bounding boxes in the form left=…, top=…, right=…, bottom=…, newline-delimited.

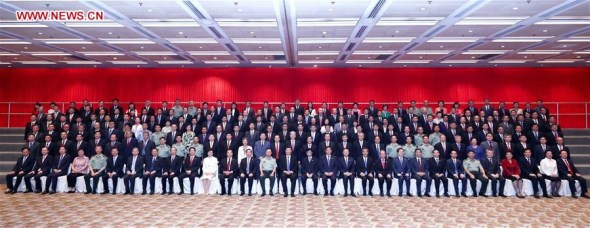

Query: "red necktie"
left=227, top=159, right=231, bottom=171
left=564, top=159, right=573, bottom=175
left=276, top=143, right=280, bottom=159
left=381, top=160, right=385, bottom=169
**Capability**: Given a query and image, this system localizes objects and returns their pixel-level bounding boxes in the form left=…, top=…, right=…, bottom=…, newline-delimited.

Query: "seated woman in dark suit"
left=501, top=151, right=524, bottom=198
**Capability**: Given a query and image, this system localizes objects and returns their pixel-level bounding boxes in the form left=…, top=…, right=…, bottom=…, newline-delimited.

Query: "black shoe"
left=369, top=192, right=373, bottom=196
left=261, top=192, right=266, bottom=197
left=129, top=192, right=134, bottom=195
left=168, top=192, right=173, bottom=195
left=534, top=195, right=540, bottom=199
left=284, top=194, right=288, bottom=197
left=101, top=191, right=109, bottom=195
left=141, top=192, right=147, bottom=195
left=387, top=193, right=391, bottom=197
left=178, top=191, right=183, bottom=195
left=270, top=192, right=274, bottom=196
left=240, top=192, right=245, bottom=196
left=190, top=192, right=194, bottom=195
left=67, top=190, right=75, bottom=194
left=23, top=189, right=32, bottom=193
left=436, top=194, right=440, bottom=198
left=425, top=193, right=431, bottom=197
left=112, top=192, right=117, bottom=195
left=461, top=193, right=468, bottom=197
left=124, top=192, right=130, bottom=195
left=472, top=194, right=478, bottom=197
left=492, top=194, right=497, bottom=197
left=407, top=193, right=412, bottom=197
left=444, top=193, right=450, bottom=197
left=150, top=192, right=154, bottom=195
left=228, top=193, right=232, bottom=196
left=330, top=192, right=335, bottom=196
left=248, top=193, right=252, bottom=196
left=581, top=194, right=590, bottom=199
left=302, top=192, right=307, bottom=195
left=220, top=192, right=226, bottom=196
left=572, top=195, right=578, bottom=199
left=479, top=193, right=488, bottom=197
left=4, top=189, right=12, bottom=194
left=324, top=193, right=328, bottom=196
left=380, top=193, right=385, bottom=197
left=417, top=194, right=422, bottom=198
left=344, top=193, right=348, bottom=197
left=351, top=193, right=356, bottom=197
left=49, top=191, right=56, bottom=195
left=517, top=195, right=525, bottom=199
left=499, top=194, right=507, bottom=198
left=553, top=194, right=561, bottom=198
left=543, top=194, right=552, bottom=198
left=10, top=190, right=17, bottom=194
left=314, top=191, right=318, bottom=195
left=161, top=192, right=167, bottom=195
left=84, top=192, right=91, bottom=195
left=363, top=192, right=367, bottom=196
left=291, top=193, right=295, bottom=197
left=398, top=193, right=402, bottom=197
left=41, top=191, right=48, bottom=195
left=35, top=190, right=41, bottom=194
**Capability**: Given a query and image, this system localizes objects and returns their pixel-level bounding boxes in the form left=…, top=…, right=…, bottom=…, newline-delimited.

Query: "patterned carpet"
left=1, top=186, right=589, bottom=227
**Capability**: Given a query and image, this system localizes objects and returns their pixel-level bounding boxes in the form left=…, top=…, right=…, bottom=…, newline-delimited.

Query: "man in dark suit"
left=26, top=147, right=53, bottom=193
left=24, top=134, right=41, bottom=158
left=162, top=149, right=182, bottom=195
left=351, top=133, right=367, bottom=159
left=123, top=148, right=143, bottom=195
left=375, top=150, right=393, bottom=197
left=446, top=150, right=468, bottom=197
left=336, top=134, right=353, bottom=158
left=318, top=134, right=336, bottom=157
left=319, top=147, right=338, bottom=196
left=428, top=150, right=448, bottom=197
left=88, top=132, right=105, bottom=157
left=142, top=148, right=162, bottom=195
left=356, top=148, right=374, bottom=196
left=138, top=132, right=156, bottom=159
left=104, top=134, right=122, bottom=157
left=556, top=150, right=589, bottom=198
left=553, top=137, right=570, bottom=159
left=46, top=146, right=72, bottom=194
left=300, top=149, right=319, bottom=195
left=338, top=148, right=356, bottom=197
left=369, top=136, right=385, bottom=160
left=409, top=149, right=431, bottom=197
left=219, top=150, right=239, bottom=195
left=5, top=147, right=36, bottom=194
left=217, top=133, right=238, bottom=160
left=481, top=149, right=506, bottom=197
left=498, top=135, right=515, bottom=160
left=533, top=137, right=550, bottom=165
left=179, top=149, right=201, bottom=195
left=518, top=149, right=547, bottom=198
left=434, top=135, right=452, bottom=159
left=165, top=125, right=181, bottom=147
left=278, top=148, right=298, bottom=197
left=72, top=134, right=89, bottom=157
left=239, top=149, right=258, bottom=196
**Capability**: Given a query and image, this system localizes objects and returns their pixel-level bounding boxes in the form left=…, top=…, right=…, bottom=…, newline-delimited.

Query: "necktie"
left=489, top=158, right=493, bottom=164
left=345, top=157, right=348, bottom=166
left=488, top=141, right=492, bottom=149
left=327, top=156, right=330, bottom=166
left=418, top=158, right=422, bottom=172
left=364, top=158, right=367, bottom=174
left=246, top=158, right=250, bottom=173
left=190, top=156, right=194, bottom=165
left=62, top=140, right=66, bottom=146
left=287, top=156, right=290, bottom=171
left=381, top=159, right=385, bottom=169
left=59, top=155, right=64, bottom=166
left=151, top=157, right=156, bottom=170
left=46, top=142, right=49, bottom=147
left=527, top=157, right=530, bottom=164
left=227, top=158, right=231, bottom=171
left=564, top=159, right=573, bottom=175
left=453, top=159, right=458, bottom=173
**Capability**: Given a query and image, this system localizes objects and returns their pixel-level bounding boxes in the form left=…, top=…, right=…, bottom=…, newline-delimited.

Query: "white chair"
left=277, top=178, right=300, bottom=195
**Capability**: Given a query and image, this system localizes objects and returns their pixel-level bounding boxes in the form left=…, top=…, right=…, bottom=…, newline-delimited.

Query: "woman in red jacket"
left=501, top=151, right=524, bottom=198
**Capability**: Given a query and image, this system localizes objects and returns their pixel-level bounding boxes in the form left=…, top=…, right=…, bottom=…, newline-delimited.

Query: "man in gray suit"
left=25, top=134, right=41, bottom=157
left=480, top=133, right=500, bottom=161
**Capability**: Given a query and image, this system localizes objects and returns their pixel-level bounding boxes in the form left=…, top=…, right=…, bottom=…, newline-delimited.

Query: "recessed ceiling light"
left=449, top=64, right=453, bottom=66
left=468, top=30, right=473, bottom=33
left=378, top=45, right=383, bottom=48
left=562, top=44, right=567, bottom=47
left=322, top=31, right=327, bottom=35
left=23, top=47, right=28, bottom=49
left=358, top=64, right=362, bottom=67
left=178, top=31, right=184, bottom=35
left=147, top=9, right=152, bottom=12
left=439, top=45, right=444, bottom=48
left=81, top=46, right=86, bottom=49
left=403, top=65, right=407, bottom=67
left=258, top=46, right=262, bottom=49
left=318, top=46, right=322, bottom=49
left=328, top=8, right=333, bottom=11
left=576, top=56, right=581, bottom=58
left=420, top=7, right=426, bottom=11
left=113, top=57, right=117, bottom=60
left=395, top=30, right=400, bottom=33
left=37, top=32, right=43, bottom=35
left=419, top=56, right=423, bottom=59
left=163, top=57, right=167, bottom=60
left=367, top=56, right=371, bottom=59
left=137, top=65, right=140, bottom=67
left=237, top=8, right=243, bottom=12
left=107, top=32, right=113, bottom=35
left=213, top=56, right=217, bottom=60
left=524, top=56, right=528, bottom=58
left=512, top=7, right=519, bottom=10
left=249, top=31, right=254, bottom=35
left=199, top=46, right=203, bottom=49
left=313, top=64, right=318, bottom=67
left=542, top=29, right=548, bottom=32
left=500, top=45, right=505, bottom=48
left=471, top=56, right=475, bottom=59
left=140, top=46, right=144, bottom=49
left=264, top=56, right=268, bottom=59
left=494, top=64, right=498, bottom=66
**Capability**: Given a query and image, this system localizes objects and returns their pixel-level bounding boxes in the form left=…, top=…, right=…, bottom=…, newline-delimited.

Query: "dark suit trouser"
left=541, top=174, right=561, bottom=194
left=33, top=172, right=49, bottom=192
left=522, top=175, right=546, bottom=195
left=179, top=172, right=199, bottom=193
left=341, top=174, right=355, bottom=195
left=47, top=171, right=67, bottom=191
left=321, top=173, right=336, bottom=194
left=240, top=174, right=255, bottom=194
left=6, top=173, right=26, bottom=191
left=259, top=171, right=275, bottom=193
left=467, top=171, right=488, bottom=195
left=23, top=172, right=37, bottom=191
left=413, top=175, right=432, bottom=196
left=84, top=172, right=105, bottom=193
left=430, top=174, right=448, bottom=195
left=123, top=174, right=141, bottom=193
left=358, top=174, right=374, bottom=194
left=378, top=173, right=393, bottom=195
left=66, top=173, right=85, bottom=188
left=219, top=174, right=235, bottom=194
left=163, top=173, right=179, bottom=193
left=447, top=174, right=467, bottom=195
left=301, top=173, right=318, bottom=193
left=488, top=175, right=505, bottom=195
left=562, top=175, right=588, bottom=195
left=101, top=173, right=120, bottom=193
left=281, top=173, right=297, bottom=194
left=395, top=174, right=409, bottom=195
left=142, top=173, right=160, bottom=193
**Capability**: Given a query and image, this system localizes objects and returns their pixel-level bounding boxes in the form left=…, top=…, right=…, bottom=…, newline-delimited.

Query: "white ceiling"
left=0, top=0, right=589, bottom=68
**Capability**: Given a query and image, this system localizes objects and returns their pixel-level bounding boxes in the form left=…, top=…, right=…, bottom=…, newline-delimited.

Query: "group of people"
left=5, top=98, right=588, bottom=199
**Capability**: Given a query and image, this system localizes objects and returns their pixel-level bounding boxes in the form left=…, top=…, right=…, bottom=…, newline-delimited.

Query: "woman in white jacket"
left=200, top=150, right=218, bottom=195
left=539, top=150, right=561, bottom=197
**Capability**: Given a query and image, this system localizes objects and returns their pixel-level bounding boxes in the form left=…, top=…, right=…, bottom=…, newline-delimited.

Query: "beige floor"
left=1, top=187, right=589, bottom=227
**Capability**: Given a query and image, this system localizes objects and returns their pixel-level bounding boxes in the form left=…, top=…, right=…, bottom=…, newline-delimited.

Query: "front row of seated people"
left=5, top=145, right=589, bottom=199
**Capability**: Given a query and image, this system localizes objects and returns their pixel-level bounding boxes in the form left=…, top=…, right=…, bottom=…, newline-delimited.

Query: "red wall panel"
left=0, top=67, right=589, bottom=128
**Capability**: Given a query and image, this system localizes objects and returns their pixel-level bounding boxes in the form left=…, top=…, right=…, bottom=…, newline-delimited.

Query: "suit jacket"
left=12, top=155, right=36, bottom=173
left=88, top=139, right=105, bottom=156
left=334, top=141, right=351, bottom=158
left=375, top=157, right=393, bottom=174
left=498, top=141, right=516, bottom=159
left=269, top=141, right=286, bottom=159
left=285, top=140, right=301, bottom=158
left=481, top=157, right=501, bottom=175
left=278, top=155, right=298, bottom=175
left=165, top=131, right=181, bottom=146
left=451, top=142, right=467, bottom=160
left=138, top=139, right=156, bottom=157
left=24, top=141, right=41, bottom=157
left=356, top=156, right=374, bottom=176
left=533, top=144, right=550, bottom=165
left=300, top=143, right=318, bottom=159
left=301, top=156, right=318, bottom=174
left=368, top=143, right=385, bottom=160
left=556, top=158, right=579, bottom=177
left=34, top=155, right=54, bottom=174
left=427, top=157, right=446, bottom=176
left=239, top=157, right=259, bottom=177
left=338, top=156, right=356, bottom=177
left=513, top=142, right=530, bottom=160
left=165, top=155, right=183, bottom=174
left=121, top=138, right=138, bottom=158
left=183, top=156, right=202, bottom=174
left=217, top=139, right=238, bottom=159
left=552, top=144, right=570, bottom=159
left=319, top=155, right=339, bottom=174
left=318, top=141, right=336, bottom=157
left=445, top=158, right=464, bottom=175
left=409, top=157, right=429, bottom=176
left=144, top=156, right=163, bottom=174
left=526, top=131, right=544, bottom=146
left=105, top=155, right=125, bottom=176
left=219, top=157, right=239, bottom=177
left=480, top=141, right=500, bottom=161
left=434, top=142, right=452, bottom=159
left=71, top=140, right=89, bottom=157
left=518, top=156, right=539, bottom=176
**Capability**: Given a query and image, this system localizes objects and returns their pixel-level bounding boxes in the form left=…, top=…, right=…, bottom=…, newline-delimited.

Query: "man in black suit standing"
left=556, top=150, right=589, bottom=198
left=239, top=149, right=258, bottom=196
left=428, top=150, right=449, bottom=197
left=356, top=148, right=374, bottom=196
left=5, top=147, right=35, bottom=194
left=142, top=148, right=162, bottom=195
left=179, top=148, right=201, bottom=195
left=301, top=149, right=319, bottom=195
left=219, top=150, right=238, bottom=195
left=123, top=148, right=143, bottom=195
left=339, top=148, right=356, bottom=197
left=46, top=146, right=71, bottom=194
left=278, top=148, right=298, bottom=197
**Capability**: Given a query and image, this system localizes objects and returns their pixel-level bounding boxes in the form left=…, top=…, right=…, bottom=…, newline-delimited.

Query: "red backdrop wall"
left=1, top=67, right=589, bottom=128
